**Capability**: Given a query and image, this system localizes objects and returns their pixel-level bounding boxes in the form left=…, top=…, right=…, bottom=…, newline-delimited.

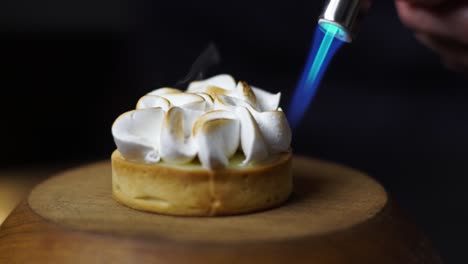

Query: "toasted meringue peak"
left=112, top=108, right=165, bottom=163
left=251, top=86, right=281, bottom=112
left=214, top=94, right=255, bottom=111
left=193, top=111, right=240, bottom=169
left=159, top=107, right=197, bottom=164
left=147, top=87, right=182, bottom=96
left=194, top=92, right=214, bottom=110
left=159, top=93, right=204, bottom=107
left=234, top=81, right=258, bottom=109
left=136, top=95, right=171, bottom=111
left=235, top=107, right=269, bottom=164
left=187, top=74, right=236, bottom=92
left=112, top=74, right=291, bottom=169
left=253, top=110, right=292, bottom=153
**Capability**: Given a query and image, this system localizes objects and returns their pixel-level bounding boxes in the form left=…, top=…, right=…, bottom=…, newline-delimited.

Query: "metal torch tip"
left=318, top=0, right=367, bottom=43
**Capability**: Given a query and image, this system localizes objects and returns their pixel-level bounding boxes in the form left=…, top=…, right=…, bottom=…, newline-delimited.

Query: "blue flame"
left=287, top=23, right=345, bottom=130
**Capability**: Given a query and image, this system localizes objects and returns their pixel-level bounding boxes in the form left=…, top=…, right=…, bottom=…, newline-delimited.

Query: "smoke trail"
left=175, top=43, right=221, bottom=88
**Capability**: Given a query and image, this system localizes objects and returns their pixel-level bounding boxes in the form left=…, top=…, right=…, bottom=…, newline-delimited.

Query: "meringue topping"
left=112, top=74, right=292, bottom=169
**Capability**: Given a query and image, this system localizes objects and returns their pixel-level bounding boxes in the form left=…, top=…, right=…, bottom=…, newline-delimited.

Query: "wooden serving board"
left=0, top=157, right=442, bottom=264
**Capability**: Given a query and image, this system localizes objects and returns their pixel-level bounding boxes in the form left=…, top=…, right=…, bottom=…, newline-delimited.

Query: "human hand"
left=396, top=0, right=468, bottom=73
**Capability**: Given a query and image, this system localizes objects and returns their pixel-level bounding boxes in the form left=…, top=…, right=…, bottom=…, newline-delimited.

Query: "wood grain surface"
left=0, top=165, right=74, bottom=225
left=0, top=157, right=443, bottom=264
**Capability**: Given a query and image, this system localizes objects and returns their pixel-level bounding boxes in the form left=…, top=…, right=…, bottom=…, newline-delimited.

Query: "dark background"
left=1, top=0, right=467, bottom=262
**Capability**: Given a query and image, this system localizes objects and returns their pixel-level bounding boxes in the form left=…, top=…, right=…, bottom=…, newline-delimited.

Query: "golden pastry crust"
left=111, top=150, right=293, bottom=216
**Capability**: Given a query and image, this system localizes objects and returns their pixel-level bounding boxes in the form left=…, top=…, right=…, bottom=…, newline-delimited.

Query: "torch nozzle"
left=319, top=0, right=368, bottom=43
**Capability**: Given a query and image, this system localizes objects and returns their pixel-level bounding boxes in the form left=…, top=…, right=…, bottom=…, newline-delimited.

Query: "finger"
left=362, top=0, right=372, bottom=10
left=415, top=33, right=468, bottom=54
left=415, top=33, right=468, bottom=73
left=396, top=1, right=468, bottom=44
left=441, top=55, right=468, bottom=74
left=395, top=0, right=445, bottom=7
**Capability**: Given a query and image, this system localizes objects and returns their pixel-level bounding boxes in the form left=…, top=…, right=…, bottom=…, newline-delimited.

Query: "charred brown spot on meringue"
left=203, top=86, right=229, bottom=97
left=196, top=92, right=214, bottom=104
left=192, top=110, right=236, bottom=137
left=164, top=107, right=185, bottom=139
left=237, top=81, right=258, bottom=108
